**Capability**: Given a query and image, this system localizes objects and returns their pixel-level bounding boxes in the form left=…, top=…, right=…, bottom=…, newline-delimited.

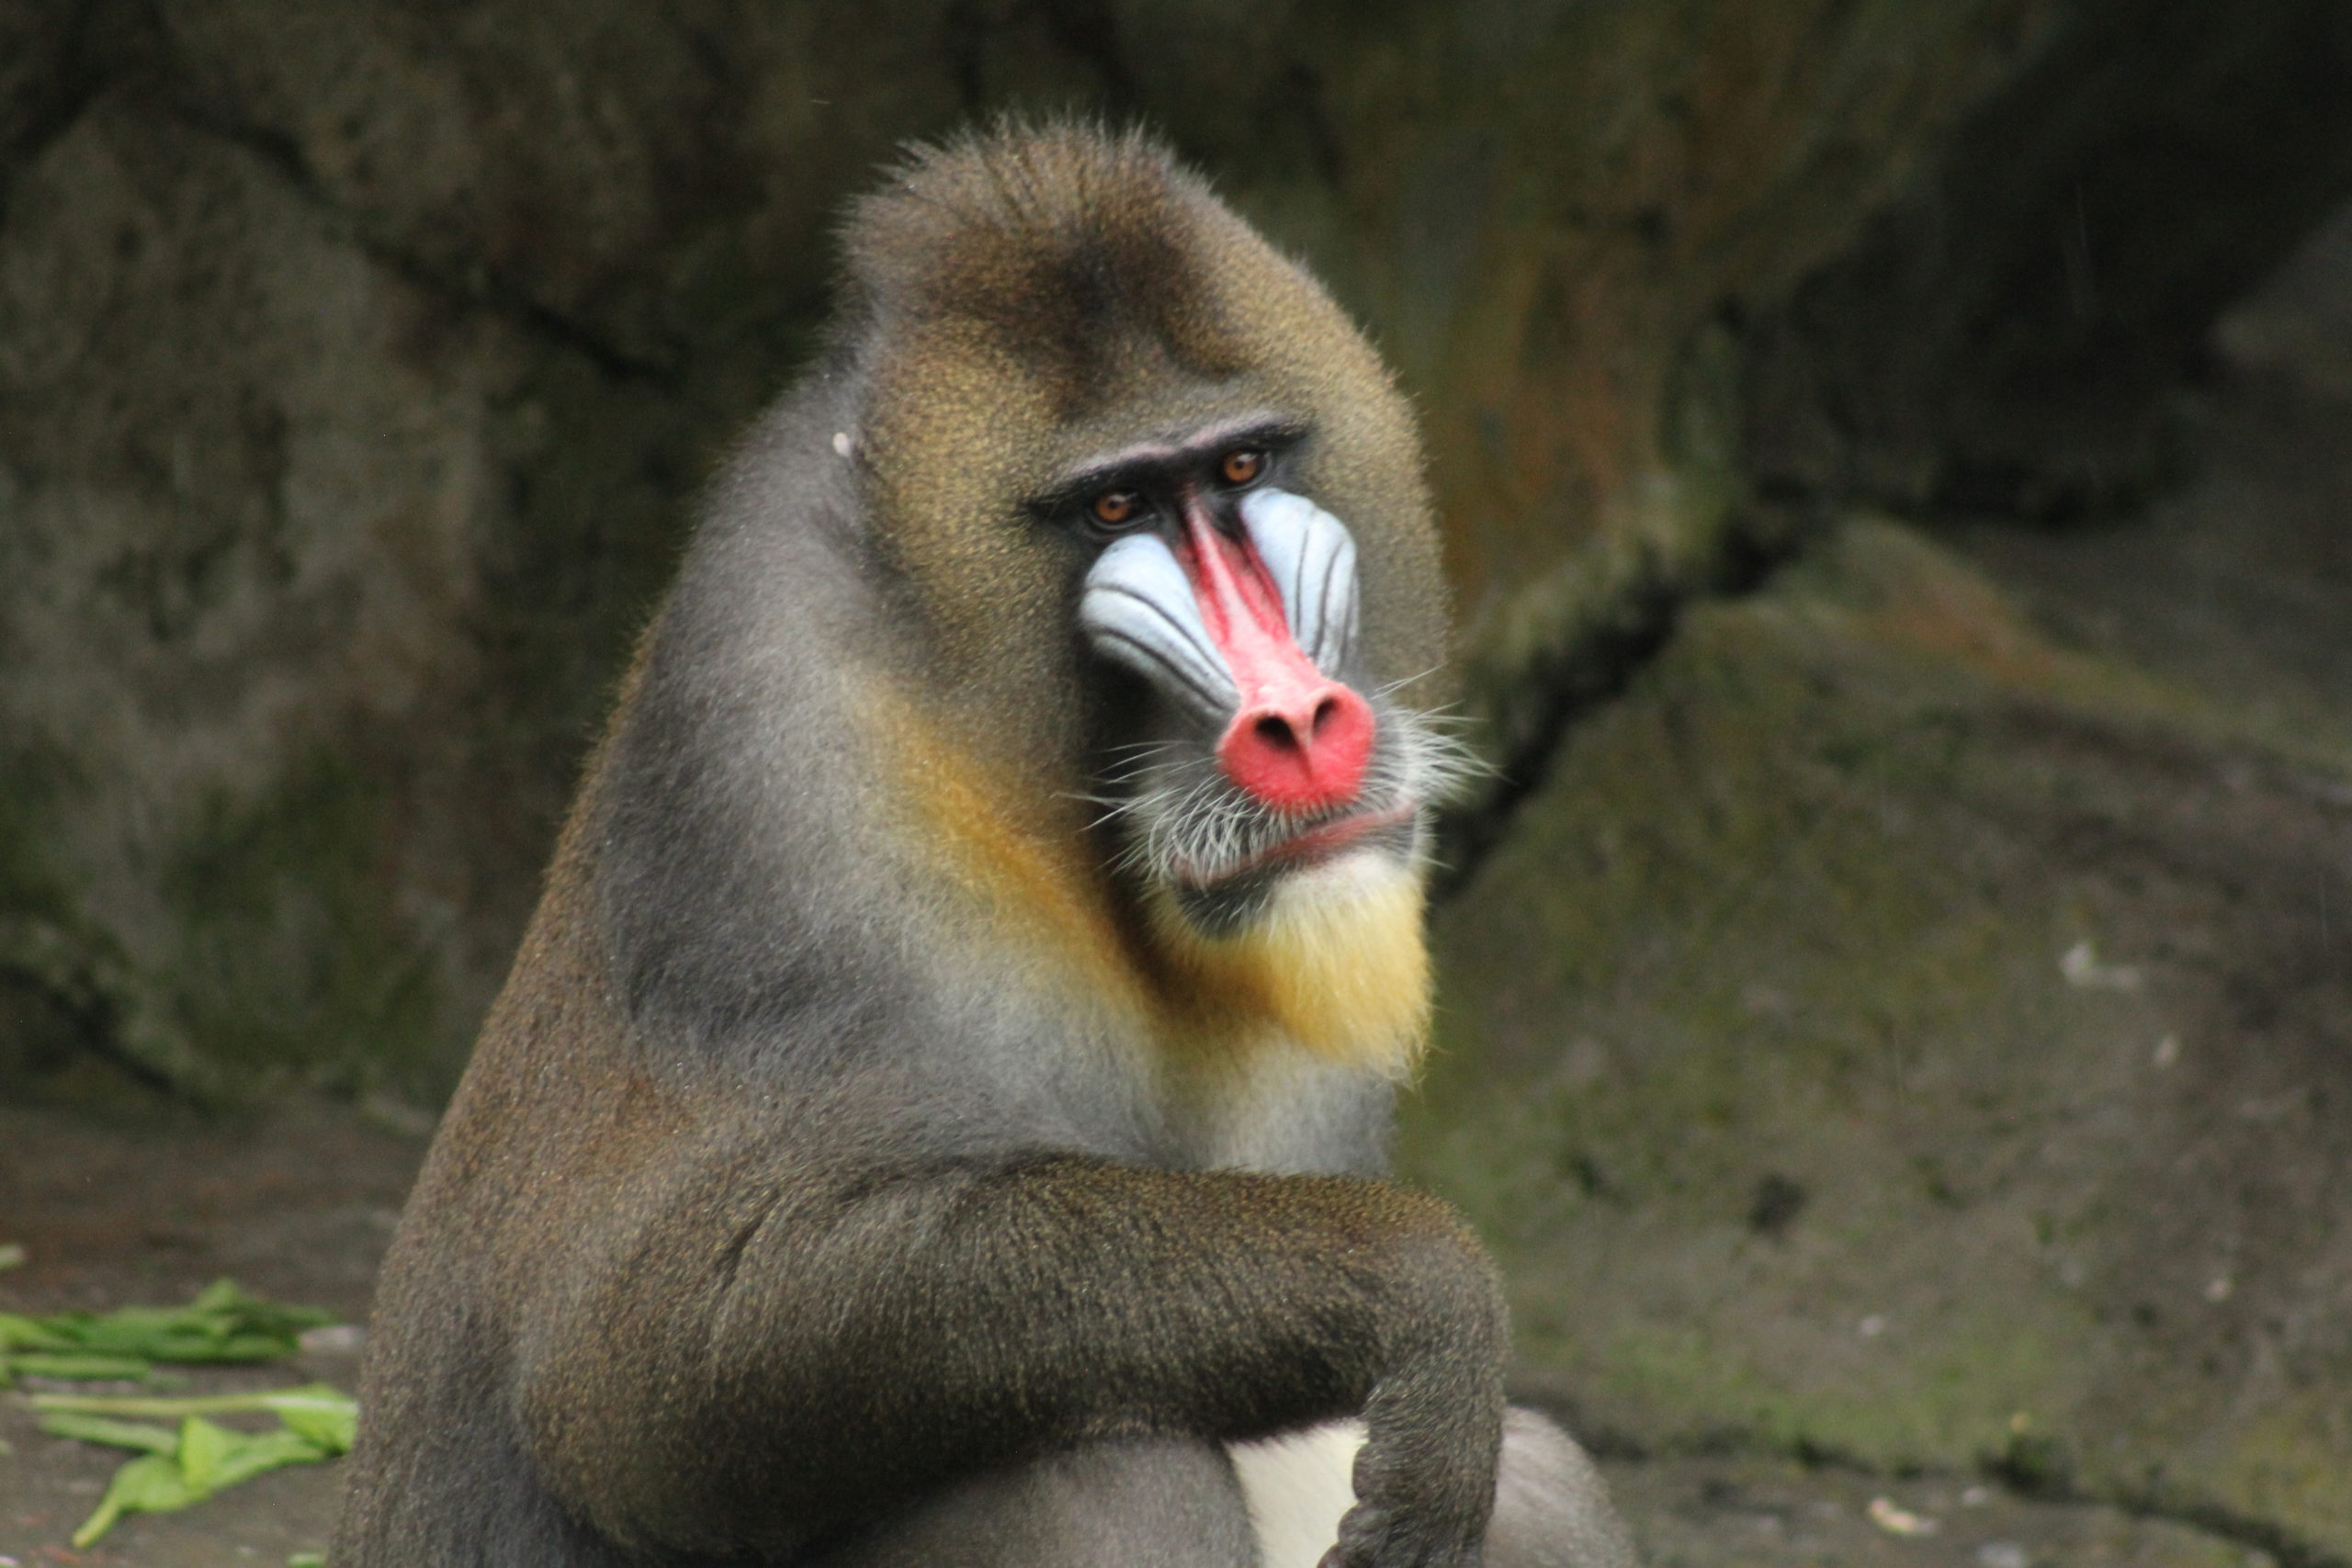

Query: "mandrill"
left=333, top=123, right=1637, bottom=1568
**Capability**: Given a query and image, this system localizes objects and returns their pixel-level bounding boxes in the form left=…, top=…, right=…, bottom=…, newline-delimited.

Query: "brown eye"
left=1091, top=491, right=1141, bottom=528
left=1220, top=449, right=1264, bottom=486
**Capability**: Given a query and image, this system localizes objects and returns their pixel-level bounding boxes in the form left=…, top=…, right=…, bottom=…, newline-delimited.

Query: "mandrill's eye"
left=1090, top=491, right=1144, bottom=531
left=1219, top=449, right=1264, bottom=487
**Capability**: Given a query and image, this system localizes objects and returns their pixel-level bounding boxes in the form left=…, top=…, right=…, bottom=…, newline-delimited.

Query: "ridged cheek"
left=1078, top=533, right=1242, bottom=728
left=1237, top=489, right=1362, bottom=677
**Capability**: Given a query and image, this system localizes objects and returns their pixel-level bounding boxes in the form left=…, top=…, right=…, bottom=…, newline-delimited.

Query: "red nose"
left=1177, top=499, right=1375, bottom=816
left=1217, top=682, right=1374, bottom=815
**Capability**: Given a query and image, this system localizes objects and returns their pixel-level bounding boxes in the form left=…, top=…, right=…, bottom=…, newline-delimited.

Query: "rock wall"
left=1407, top=220, right=2352, bottom=1551
left=9, top=0, right=2347, bottom=1102
left=0, top=0, right=2005, bottom=1098
left=1415, top=525, right=2352, bottom=1551
left=1746, top=0, right=2352, bottom=522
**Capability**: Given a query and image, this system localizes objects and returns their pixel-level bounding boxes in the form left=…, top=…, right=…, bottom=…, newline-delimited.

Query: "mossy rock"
left=1408, top=519, right=2352, bottom=1551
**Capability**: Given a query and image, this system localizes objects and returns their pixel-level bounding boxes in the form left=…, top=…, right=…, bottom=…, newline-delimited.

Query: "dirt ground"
left=0, top=1092, right=411, bottom=1565
left=0, top=1093, right=2282, bottom=1568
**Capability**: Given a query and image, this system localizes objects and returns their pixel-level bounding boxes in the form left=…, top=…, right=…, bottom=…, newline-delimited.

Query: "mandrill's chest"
left=1063, top=849, right=1435, bottom=1175
left=1158, top=1032, right=1406, bottom=1176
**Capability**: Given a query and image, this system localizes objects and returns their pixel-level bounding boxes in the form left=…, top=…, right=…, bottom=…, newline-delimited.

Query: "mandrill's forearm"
left=517, top=1154, right=1508, bottom=1560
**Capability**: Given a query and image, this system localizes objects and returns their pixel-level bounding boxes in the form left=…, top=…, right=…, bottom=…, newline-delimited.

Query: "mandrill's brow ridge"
left=1034, top=415, right=1309, bottom=518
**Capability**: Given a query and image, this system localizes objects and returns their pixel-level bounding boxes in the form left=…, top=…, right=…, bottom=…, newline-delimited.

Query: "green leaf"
left=188, top=1278, right=335, bottom=1336
left=187, top=1278, right=249, bottom=1314
left=288, top=1553, right=327, bottom=1568
left=37, top=1412, right=180, bottom=1453
left=6, top=1351, right=158, bottom=1381
left=177, top=1415, right=236, bottom=1490
left=210, top=1427, right=330, bottom=1489
left=122, top=1331, right=304, bottom=1363
left=0, top=1313, right=75, bottom=1352
left=22, top=1285, right=354, bottom=1547
left=31, top=1380, right=357, bottom=1423
left=31, top=1280, right=336, bottom=1366
left=58, top=1406, right=340, bottom=1545
left=274, top=1387, right=358, bottom=1453
left=72, top=1451, right=201, bottom=1547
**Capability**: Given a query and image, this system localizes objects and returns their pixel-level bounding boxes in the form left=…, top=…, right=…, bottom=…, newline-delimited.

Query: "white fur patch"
left=1229, top=1420, right=1363, bottom=1568
left=1266, top=844, right=1410, bottom=914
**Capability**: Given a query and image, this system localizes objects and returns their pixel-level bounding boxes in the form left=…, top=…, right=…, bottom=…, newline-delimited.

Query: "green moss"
left=155, top=753, right=441, bottom=1100
left=0, top=737, right=83, bottom=926
left=1597, top=1303, right=2086, bottom=1470
left=2183, top=1387, right=2352, bottom=1544
left=0, top=741, right=129, bottom=1078
left=1407, top=520, right=2352, bottom=1551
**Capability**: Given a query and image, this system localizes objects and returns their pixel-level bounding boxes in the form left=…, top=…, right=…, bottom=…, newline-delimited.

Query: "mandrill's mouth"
left=1171, top=800, right=1418, bottom=892
left=1100, top=693, right=1470, bottom=934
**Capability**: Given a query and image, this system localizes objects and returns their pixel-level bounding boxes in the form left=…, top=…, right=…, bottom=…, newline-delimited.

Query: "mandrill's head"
left=839, top=125, right=1463, bottom=981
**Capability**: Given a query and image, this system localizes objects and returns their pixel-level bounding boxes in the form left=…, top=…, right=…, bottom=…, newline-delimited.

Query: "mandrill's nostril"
left=1217, top=681, right=1375, bottom=815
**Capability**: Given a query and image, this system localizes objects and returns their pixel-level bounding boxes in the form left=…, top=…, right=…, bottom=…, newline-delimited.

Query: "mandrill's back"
left=334, top=860, right=648, bottom=1566
left=331, top=368, right=1190, bottom=1562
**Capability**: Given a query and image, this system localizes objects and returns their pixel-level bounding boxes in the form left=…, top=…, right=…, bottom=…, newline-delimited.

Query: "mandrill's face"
left=846, top=133, right=1455, bottom=955
left=1049, top=408, right=1467, bottom=938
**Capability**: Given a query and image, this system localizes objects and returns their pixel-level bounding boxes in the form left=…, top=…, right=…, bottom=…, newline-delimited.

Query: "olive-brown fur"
left=331, top=124, right=1623, bottom=1568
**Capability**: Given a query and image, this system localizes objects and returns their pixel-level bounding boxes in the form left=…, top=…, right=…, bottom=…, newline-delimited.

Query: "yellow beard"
left=1148, top=853, right=1432, bottom=1078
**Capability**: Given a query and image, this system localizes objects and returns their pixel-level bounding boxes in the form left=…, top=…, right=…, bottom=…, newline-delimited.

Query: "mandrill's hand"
left=1321, top=1245, right=1510, bottom=1568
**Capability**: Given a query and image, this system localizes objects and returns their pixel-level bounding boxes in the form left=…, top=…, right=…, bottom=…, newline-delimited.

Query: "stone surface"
left=0, top=1094, right=417, bottom=1565
left=1603, top=1455, right=2277, bottom=1568
left=1407, top=214, right=2352, bottom=1557
left=0, top=89, right=696, bottom=1100
left=1408, top=511, right=2352, bottom=1551
left=1743, top=0, right=2352, bottom=523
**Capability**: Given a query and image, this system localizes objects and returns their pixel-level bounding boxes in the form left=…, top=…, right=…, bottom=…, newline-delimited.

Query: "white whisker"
left=1370, top=664, right=1446, bottom=700
left=1080, top=691, right=1460, bottom=888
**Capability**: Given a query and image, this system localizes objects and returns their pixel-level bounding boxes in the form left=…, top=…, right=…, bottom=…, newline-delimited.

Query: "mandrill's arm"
left=516, top=1148, right=1507, bottom=1567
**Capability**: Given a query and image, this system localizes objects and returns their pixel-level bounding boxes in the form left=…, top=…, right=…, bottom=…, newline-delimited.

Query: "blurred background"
left=3, top=2, right=2350, bottom=1563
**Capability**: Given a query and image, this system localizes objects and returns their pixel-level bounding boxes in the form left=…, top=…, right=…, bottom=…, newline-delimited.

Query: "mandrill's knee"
left=1485, top=1407, right=1640, bottom=1568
